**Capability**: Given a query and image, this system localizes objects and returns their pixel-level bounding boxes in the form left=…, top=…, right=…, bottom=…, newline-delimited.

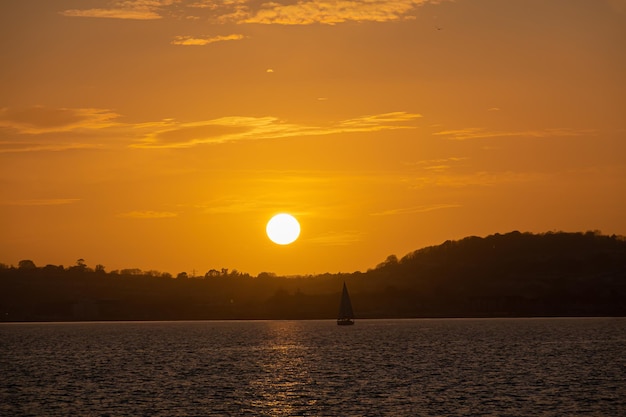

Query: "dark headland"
left=1, top=231, right=625, bottom=321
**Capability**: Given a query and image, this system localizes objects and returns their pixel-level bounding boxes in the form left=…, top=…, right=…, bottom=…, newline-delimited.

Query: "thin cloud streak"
left=434, top=127, right=596, bottom=141
left=0, top=199, right=81, bottom=206
left=0, top=106, right=121, bottom=135
left=0, top=106, right=420, bottom=152
left=199, top=198, right=274, bottom=214
left=171, top=34, right=245, bottom=46
left=404, top=156, right=468, bottom=167
left=60, top=0, right=180, bottom=20
left=371, top=203, right=461, bottom=216
left=406, top=171, right=548, bottom=189
left=306, top=231, right=364, bottom=246
left=117, top=210, right=179, bottom=219
left=60, top=8, right=163, bottom=19
left=134, top=112, right=422, bottom=148
left=197, top=194, right=317, bottom=215
left=0, top=142, right=103, bottom=154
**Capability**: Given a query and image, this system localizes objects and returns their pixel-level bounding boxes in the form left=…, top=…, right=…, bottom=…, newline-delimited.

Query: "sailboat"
left=337, top=282, right=355, bottom=325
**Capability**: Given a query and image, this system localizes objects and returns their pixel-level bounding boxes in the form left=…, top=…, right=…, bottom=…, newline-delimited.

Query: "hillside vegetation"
left=1, top=231, right=625, bottom=321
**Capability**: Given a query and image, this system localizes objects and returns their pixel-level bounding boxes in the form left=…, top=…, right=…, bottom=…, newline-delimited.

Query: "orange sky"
left=1, top=0, right=625, bottom=276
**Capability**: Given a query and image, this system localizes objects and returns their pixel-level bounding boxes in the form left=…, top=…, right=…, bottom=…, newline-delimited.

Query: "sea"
left=1, top=318, right=625, bottom=416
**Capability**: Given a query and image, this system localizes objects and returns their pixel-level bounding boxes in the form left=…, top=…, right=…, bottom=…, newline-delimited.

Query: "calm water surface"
left=1, top=318, right=625, bottom=416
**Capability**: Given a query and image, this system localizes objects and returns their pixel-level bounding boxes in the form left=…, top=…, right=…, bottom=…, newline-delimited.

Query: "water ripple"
left=1, top=318, right=625, bottom=416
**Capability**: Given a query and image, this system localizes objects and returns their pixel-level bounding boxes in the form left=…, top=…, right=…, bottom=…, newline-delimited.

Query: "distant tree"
left=205, top=269, right=220, bottom=278
left=42, top=264, right=64, bottom=273
left=18, top=260, right=36, bottom=270
left=176, top=272, right=189, bottom=279
left=95, top=264, right=106, bottom=274
left=376, top=254, right=398, bottom=269
left=68, top=258, right=93, bottom=274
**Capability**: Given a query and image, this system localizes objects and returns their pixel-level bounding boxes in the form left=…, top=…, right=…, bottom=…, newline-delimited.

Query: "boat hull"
left=337, top=318, right=354, bottom=326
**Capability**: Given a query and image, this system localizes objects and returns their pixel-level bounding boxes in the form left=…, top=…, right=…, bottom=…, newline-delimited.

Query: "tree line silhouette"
left=1, top=231, right=625, bottom=321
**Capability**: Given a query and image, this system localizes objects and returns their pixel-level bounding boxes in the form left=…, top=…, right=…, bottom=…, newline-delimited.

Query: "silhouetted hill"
left=363, top=231, right=626, bottom=317
left=1, top=231, right=624, bottom=321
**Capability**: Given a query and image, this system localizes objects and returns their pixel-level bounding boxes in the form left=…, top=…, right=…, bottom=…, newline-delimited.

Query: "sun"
left=266, top=213, right=300, bottom=245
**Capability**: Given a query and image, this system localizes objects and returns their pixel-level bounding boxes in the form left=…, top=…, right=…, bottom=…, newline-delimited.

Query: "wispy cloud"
left=434, top=127, right=596, bottom=141
left=0, top=141, right=104, bottom=154
left=61, top=0, right=447, bottom=24
left=117, top=210, right=178, bottom=219
left=0, top=106, right=121, bottom=153
left=340, top=112, right=422, bottom=129
left=401, top=157, right=468, bottom=174
left=0, top=198, right=81, bottom=206
left=187, top=1, right=218, bottom=9
left=61, top=8, right=163, bottom=20
left=407, top=156, right=468, bottom=166
left=196, top=192, right=319, bottom=215
left=171, top=34, right=245, bottom=46
left=134, top=112, right=422, bottom=148
left=61, top=0, right=180, bottom=20
left=198, top=197, right=273, bottom=214
left=0, top=106, right=420, bottom=152
left=0, top=106, right=120, bottom=134
left=241, top=0, right=440, bottom=25
left=307, top=231, right=364, bottom=246
left=406, top=171, right=548, bottom=189
left=371, top=203, right=461, bottom=216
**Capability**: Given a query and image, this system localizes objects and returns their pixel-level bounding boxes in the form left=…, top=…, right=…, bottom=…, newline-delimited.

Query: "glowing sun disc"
left=266, top=213, right=300, bottom=245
